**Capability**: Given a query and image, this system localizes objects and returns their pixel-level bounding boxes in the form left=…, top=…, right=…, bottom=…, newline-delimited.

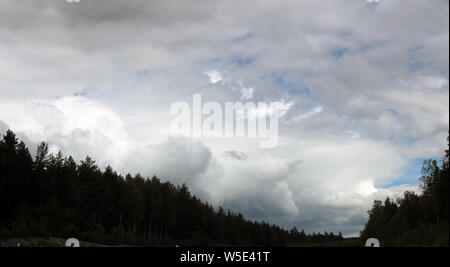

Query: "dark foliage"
left=360, top=135, right=449, bottom=246
left=0, top=130, right=343, bottom=246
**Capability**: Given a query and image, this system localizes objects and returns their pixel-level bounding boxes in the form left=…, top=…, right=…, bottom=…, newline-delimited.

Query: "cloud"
left=205, top=70, right=223, bottom=84
left=0, top=96, right=131, bottom=169
left=145, top=137, right=212, bottom=185
left=240, top=87, right=254, bottom=100
left=287, top=106, right=324, bottom=123
left=0, top=0, right=448, bottom=235
left=0, top=120, right=9, bottom=135
left=224, top=150, right=247, bottom=160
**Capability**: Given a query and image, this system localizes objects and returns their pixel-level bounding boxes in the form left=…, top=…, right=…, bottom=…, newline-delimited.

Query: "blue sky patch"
left=74, top=85, right=93, bottom=97
left=229, top=55, right=255, bottom=67
left=386, top=108, right=398, bottom=115
left=331, top=47, right=349, bottom=59
left=382, top=157, right=433, bottom=188
left=407, top=45, right=430, bottom=72
left=357, top=40, right=387, bottom=53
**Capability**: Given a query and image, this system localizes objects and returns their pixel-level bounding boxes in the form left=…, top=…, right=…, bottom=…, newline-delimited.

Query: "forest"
left=0, top=129, right=344, bottom=246
left=361, top=136, right=449, bottom=246
left=0, top=129, right=448, bottom=246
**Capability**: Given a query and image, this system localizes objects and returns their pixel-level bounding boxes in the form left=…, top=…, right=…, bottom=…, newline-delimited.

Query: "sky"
left=0, top=0, right=448, bottom=236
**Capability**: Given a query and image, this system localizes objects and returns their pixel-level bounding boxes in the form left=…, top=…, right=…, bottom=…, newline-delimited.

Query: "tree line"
left=360, top=136, right=449, bottom=246
left=0, top=129, right=344, bottom=246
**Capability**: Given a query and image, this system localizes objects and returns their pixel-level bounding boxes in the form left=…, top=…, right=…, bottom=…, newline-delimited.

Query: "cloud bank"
left=0, top=0, right=448, bottom=235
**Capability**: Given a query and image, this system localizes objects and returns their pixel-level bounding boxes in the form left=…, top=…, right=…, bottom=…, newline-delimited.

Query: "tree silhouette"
left=0, top=129, right=347, bottom=246
left=3, top=129, right=444, bottom=246
left=361, top=136, right=449, bottom=246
